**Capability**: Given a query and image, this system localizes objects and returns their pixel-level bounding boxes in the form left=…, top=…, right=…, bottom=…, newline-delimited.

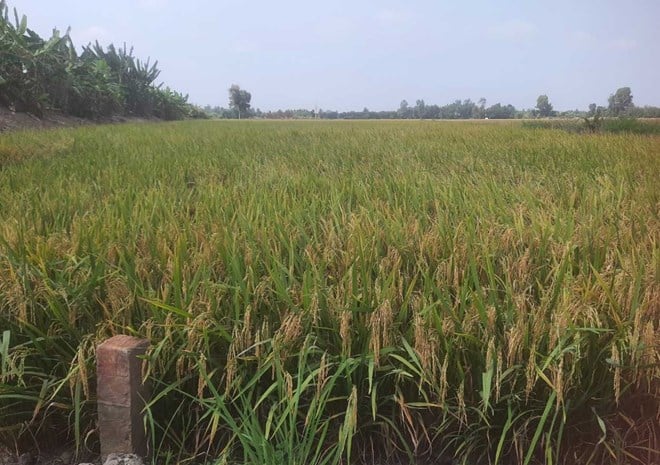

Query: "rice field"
left=0, top=120, right=658, bottom=464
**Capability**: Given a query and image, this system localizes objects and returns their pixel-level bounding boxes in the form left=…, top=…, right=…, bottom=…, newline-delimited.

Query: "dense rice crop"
left=0, top=120, right=658, bottom=464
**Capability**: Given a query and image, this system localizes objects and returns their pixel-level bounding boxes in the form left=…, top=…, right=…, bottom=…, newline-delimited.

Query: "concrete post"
left=97, top=335, right=150, bottom=459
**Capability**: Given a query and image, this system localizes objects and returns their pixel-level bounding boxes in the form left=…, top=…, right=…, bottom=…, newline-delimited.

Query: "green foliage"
left=485, top=102, right=517, bottom=119
left=151, top=87, right=189, bottom=121
left=0, top=1, right=72, bottom=116
left=607, top=87, right=633, bottom=116
left=535, top=94, right=554, bottom=117
left=266, top=99, right=519, bottom=120
left=67, top=58, right=124, bottom=118
left=582, top=110, right=602, bottom=133
left=228, top=84, right=252, bottom=119
left=627, top=105, right=660, bottom=118
left=0, top=1, right=203, bottom=120
left=523, top=116, right=660, bottom=135
left=601, top=117, right=660, bottom=134
left=397, top=99, right=411, bottom=118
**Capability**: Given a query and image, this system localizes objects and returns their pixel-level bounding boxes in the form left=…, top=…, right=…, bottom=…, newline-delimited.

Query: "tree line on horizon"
left=2, top=0, right=658, bottom=124
left=209, top=86, right=660, bottom=120
left=0, top=1, right=206, bottom=120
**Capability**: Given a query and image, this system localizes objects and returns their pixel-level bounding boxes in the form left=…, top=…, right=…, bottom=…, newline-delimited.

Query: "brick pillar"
left=97, top=335, right=150, bottom=459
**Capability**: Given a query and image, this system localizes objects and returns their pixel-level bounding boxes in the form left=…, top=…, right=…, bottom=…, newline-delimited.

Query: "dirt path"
left=0, top=106, right=158, bottom=133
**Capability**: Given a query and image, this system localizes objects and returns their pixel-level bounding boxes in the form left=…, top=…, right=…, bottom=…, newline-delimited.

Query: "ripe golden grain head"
left=369, top=299, right=394, bottom=365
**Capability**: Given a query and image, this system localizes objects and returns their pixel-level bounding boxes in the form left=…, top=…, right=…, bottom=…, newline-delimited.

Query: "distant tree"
left=608, top=87, right=633, bottom=116
left=476, top=98, right=487, bottom=119
left=535, top=94, right=554, bottom=117
left=460, top=99, right=476, bottom=119
left=588, top=103, right=597, bottom=117
left=486, top=103, right=517, bottom=119
left=228, top=84, right=252, bottom=119
left=398, top=100, right=411, bottom=119
left=583, top=105, right=603, bottom=132
left=425, top=104, right=441, bottom=119
left=629, top=105, right=660, bottom=118
left=415, top=99, right=426, bottom=118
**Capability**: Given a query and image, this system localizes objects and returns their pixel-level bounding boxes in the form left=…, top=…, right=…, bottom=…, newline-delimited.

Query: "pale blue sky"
left=14, top=0, right=660, bottom=111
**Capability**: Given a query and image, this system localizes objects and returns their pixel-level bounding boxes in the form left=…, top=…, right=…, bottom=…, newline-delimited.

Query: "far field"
left=1, top=120, right=658, bottom=465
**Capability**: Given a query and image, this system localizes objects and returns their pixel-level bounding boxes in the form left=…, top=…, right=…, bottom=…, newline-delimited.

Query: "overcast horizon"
left=15, top=0, right=660, bottom=112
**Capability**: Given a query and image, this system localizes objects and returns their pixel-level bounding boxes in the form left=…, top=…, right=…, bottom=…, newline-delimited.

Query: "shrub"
left=0, top=1, right=194, bottom=120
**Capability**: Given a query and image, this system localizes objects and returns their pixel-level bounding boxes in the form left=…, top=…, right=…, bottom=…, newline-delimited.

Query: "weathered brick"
left=97, top=335, right=149, bottom=459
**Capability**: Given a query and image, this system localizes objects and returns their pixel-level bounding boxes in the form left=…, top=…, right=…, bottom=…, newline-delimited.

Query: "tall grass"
left=1, top=121, right=658, bottom=464
left=522, top=117, right=660, bottom=135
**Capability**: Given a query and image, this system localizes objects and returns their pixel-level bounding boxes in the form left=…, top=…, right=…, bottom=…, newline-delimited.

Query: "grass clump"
left=523, top=117, right=660, bottom=135
left=600, top=117, right=660, bottom=134
left=1, top=120, right=659, bottom=464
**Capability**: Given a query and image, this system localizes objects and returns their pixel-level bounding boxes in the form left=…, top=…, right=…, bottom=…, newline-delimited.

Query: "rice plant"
left=0, top=120, right=658, bottom=464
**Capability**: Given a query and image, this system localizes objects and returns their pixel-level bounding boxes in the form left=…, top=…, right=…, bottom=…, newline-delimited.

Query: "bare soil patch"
left=0, top=106, right=157, bottom=133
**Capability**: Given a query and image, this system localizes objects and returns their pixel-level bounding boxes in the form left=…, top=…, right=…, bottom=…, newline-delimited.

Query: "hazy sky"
left=15, top=0, right=660, bottom=111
